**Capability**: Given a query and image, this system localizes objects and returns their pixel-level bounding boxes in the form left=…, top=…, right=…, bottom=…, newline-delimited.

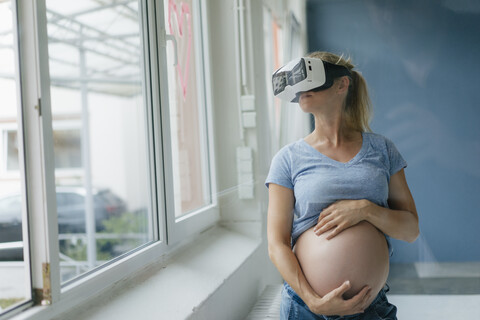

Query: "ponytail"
left=345, top=70, right=372, bottom=132
left=307, top=51, right=372, bottom=132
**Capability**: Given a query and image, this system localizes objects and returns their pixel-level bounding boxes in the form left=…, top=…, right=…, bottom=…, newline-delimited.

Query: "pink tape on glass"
left=168, top=0, right=192, bottom=101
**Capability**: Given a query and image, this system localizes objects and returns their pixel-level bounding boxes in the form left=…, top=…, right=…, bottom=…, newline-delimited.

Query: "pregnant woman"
left=266, top=51, right=419, bottom=319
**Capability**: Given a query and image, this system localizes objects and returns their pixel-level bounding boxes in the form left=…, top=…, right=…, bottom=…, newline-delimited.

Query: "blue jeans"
left=280, top=283, right=397, bottom=320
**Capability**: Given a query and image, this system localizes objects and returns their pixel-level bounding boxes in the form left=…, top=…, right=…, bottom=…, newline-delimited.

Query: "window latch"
left=35, top=98, right=42, bottom=117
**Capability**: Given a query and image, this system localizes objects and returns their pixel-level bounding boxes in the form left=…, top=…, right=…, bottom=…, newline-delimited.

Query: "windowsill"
left=14, top=225, right=263, bottom=320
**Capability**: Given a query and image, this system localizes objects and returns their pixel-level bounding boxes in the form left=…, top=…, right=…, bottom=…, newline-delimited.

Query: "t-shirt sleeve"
left=385, top=138, right=407, bottom=176
left=265, top=147, right=294, bottom=189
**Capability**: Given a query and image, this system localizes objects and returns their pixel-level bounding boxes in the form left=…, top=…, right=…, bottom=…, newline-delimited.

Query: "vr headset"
left=272, top=57, right=351, bottom=103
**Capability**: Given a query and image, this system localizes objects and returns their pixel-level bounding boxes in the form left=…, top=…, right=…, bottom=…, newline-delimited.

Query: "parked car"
left=0, top=193, right=23, bottom=261
left=56, top=186, right=128, bottom=233
left=0, top=186, right=128, bottom=261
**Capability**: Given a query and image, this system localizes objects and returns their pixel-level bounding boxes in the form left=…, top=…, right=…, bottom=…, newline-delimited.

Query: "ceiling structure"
left=1, top=0, right=144, bottom=97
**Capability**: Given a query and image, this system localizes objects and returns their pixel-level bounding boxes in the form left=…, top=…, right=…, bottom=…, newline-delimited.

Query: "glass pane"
left=53, top=129, right=82, bottom=169
left=6, top=131, right=19, bottom=171
left=45, top=0, right=154, bottom=283
left=164, top=0, right=211, bottom=217
left=0, top=0, right=32, bottom=313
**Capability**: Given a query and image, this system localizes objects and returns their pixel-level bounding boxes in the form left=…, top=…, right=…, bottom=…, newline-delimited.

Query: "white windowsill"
left=14, top=225, right=263, bottom=320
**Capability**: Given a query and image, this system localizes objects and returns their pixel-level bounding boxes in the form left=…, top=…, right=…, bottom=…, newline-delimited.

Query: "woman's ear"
left=336, top=76, right=350, bottom=94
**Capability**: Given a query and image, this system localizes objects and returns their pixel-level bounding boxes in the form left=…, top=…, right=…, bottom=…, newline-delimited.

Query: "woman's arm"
left=314, top=169, right=419, bottom=242
left=267, top=183, right=372, bottom=315
left=365, top=168, right=419, bottom=242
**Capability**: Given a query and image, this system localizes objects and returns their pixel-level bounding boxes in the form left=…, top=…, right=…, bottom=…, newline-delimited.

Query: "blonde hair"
left=307, top=51, right=372, bottom=132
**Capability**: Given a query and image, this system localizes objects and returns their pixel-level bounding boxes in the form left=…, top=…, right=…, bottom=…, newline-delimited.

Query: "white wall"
left=206, top=0, right=308, bottom=314
left=210, top=0, right=309, bottom=232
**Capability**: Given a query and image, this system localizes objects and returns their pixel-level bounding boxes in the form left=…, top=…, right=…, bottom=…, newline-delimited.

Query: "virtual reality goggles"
left=272, top=57, right=351, bottom=103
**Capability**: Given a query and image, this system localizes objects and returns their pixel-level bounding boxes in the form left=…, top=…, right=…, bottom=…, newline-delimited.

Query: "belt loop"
left=384, top=283, right=390, bottom=293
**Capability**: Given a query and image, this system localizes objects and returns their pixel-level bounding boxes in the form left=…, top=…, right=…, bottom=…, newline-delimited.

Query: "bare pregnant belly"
left=294, top=221, right=389, bottom=306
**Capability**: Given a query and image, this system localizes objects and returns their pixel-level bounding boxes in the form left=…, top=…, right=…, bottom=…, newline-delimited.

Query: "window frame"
left=53, top=0, right=169, bottom=292
left=0, top=0, right=34, bottom=318
left=159, top=0, right=219, bottom=245
left=12, top=0, right=167, bottom=310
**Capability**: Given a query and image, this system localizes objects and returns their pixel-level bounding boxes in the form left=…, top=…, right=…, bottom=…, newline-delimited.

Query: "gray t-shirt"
left=265, top=132, right=407, bottom=248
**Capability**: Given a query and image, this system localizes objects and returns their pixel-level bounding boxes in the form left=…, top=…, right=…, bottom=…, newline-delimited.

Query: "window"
left=164, top=0, right=213, bottom=217
left=45, top=0, right=156, bottom=284
left=162, top=0, right=218, bottom=243
left=1, top=0, right=217, bottom=316
left=0, top=0, right=32, bottom=315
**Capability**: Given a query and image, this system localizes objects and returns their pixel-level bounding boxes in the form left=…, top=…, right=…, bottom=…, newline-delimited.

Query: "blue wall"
left=307, top=0, right=480, bottom=262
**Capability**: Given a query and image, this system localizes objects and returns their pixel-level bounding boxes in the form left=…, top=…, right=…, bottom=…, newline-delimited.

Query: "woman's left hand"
left=313, top=199, right=372, bottom=239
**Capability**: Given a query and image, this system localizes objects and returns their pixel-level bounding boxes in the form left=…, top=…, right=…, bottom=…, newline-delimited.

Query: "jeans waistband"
left=283, top=282, right=388, bottom=315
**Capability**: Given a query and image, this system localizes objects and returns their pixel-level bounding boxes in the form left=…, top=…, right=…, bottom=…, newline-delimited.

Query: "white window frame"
left=11, top=0, right=168, bottom=311
left=0, top=0, right=34, bottom=318
left=3, top=0, right=218, bottom=318
left=54, top=0, right=169, bottom=295
left=158, top=0, right=218, bottom=245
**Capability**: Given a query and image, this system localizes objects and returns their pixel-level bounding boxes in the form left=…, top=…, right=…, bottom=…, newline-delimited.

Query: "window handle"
left=165, top=34, right=178, bottom=66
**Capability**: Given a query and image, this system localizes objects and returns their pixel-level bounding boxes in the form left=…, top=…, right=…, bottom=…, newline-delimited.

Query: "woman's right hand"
left=308, top=281, right=372, bottom=316
left=267, top=184, right=372, bottom=317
